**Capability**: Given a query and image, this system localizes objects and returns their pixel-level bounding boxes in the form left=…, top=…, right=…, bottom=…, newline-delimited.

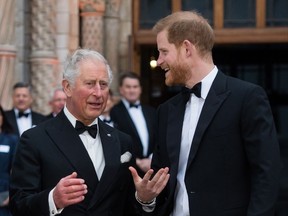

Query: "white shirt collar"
left=199, top=65, right=218, bottom=99
left=14, top=108, right=31, bottom=115
left=121, top=98, right=141, bottom=109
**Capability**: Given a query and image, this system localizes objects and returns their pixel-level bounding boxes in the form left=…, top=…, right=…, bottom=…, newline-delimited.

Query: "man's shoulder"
left=31, top=110, right=45, bottom=117
left=4, top=109, right=14, bottom=115
left=110, top=101, right=126, bottom=114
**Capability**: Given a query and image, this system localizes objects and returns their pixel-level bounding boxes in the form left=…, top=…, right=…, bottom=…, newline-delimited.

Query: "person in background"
left=9, top=48, right=140, bottom=216
left=0, top=105, right=18, bottom=216
left=4, top=82, right=45, bottom=137
left=45, top=88, right=67, bottom=119
left=129, top=10, right=281, bottom=216
left=99, top=89, right=115, bottom=127
left=110, top=72, right=157, bottom=176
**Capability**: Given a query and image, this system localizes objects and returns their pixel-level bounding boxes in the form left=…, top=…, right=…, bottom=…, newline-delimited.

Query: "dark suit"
left=110, top=101, right=156, bottom=159
left=151, top=71, right=281, bottom=216
left=4, top=109, right=45, bottom=137
left=43, top=112, right=57, bottom=122
left=9, top=111, right=139, bottom=216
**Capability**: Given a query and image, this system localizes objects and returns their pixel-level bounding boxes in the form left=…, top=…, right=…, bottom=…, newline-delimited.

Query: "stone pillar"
left=79, top=0, right=105, bottom=53
left=30, top=0, right=58, bottom=115
left=0, top=0, right=16, bottom=109
left=104, top=0, right=121, bottom=93
left=56, top=0, right=79, bottom=84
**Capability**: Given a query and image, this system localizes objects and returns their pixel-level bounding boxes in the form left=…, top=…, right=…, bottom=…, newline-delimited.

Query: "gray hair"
left=63, top=49, right=113, bottom=86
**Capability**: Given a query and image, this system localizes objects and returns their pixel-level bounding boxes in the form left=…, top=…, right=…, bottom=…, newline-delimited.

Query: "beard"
left=165, top=61, right=191, bottom=86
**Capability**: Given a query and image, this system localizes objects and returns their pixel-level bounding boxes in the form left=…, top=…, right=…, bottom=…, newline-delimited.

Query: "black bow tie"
left=18, top=112, right=30, bottom=118
left=75, top=120, right=97, bottom=138
left=129, top=103, right=140, bottom=108
left=182, top=82, right=202, bottom=99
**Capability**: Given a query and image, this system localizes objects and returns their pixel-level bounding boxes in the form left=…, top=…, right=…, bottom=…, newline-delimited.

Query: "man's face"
left=156, top=30, right=191, bottom=86
left=119, top=77, right=142, bottom=104
left=63, top=59, right=110, bottom=125
left=12, top=87, right=33, bottom=112
left=50, top=90, right=67, bottom=115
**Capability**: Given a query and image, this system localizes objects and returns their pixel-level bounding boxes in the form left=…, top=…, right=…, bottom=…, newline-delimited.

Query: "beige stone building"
left=0, top=0, right=132, bottom=114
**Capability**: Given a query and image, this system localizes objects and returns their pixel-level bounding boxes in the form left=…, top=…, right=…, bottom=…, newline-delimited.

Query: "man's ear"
left=182, top=40, right=192, bottom=57
left=183, top=40, right=194, bottom=57
left=62, top=80, right=72, bottom=97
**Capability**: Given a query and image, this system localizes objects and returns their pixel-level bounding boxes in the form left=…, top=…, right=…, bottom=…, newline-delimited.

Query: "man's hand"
left=53, top=172, right=87, bottom=209
left=129, top=166, right=170, bottom=202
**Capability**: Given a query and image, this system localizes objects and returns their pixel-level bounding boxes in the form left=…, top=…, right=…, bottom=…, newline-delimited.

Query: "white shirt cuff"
left=48, top=188, right=64, bottom=216
left=135, top=192, right=156, bottom=212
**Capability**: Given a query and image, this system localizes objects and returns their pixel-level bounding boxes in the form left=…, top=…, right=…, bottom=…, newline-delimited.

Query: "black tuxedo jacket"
left=4, top=109, right=45, bottom=137
left=9, top=111, right=139, bottom=216
left=110, top=101, right=157, bottom=159
left=150, top=71, right=281, bottom=216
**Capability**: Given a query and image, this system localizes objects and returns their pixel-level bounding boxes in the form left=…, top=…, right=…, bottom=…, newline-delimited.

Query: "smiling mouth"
left=163, top=67, right=170, bottom=72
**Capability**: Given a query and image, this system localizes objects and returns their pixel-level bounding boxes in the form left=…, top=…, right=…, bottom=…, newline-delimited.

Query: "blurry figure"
left=0, top=105, right=18, bottom=216
left=110, top=72, right=157, bottom=175
left=46, top=88, right=67, bottom=119
left=4, top=82, right=45, bottom=137
left=99, top=89, right=115, bottom=127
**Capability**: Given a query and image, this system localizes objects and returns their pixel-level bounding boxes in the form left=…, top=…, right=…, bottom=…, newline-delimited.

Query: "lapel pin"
left=107, top=133, right=111, bottom=137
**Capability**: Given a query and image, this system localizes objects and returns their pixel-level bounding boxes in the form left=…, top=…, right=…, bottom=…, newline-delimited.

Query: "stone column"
left=79, top=0, right=105, bottom=53
left=30, top=0, right=58, bottom=115
left=104, top=0, right=121, bottom=93
left=0, top=0, right=16, bottom=109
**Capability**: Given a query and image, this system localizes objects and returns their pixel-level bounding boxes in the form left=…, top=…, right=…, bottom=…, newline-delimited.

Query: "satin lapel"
left=45, top=112, right=98, bottom=189
left=187, top=72, right=231, bottom=168
left=88, top=121, right=120, bottom=208
left=166, top=95, right=187, bottom=173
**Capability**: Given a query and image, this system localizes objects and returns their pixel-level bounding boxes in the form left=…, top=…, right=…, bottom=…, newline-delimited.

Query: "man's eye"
left=100, top=82, right=108, bottom=89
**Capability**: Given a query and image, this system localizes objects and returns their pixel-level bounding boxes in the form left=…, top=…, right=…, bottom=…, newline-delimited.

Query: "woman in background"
left=0, top=105, right=18, bottom=216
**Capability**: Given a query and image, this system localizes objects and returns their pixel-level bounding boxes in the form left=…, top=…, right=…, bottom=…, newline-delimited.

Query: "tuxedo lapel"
left=45, top=112, right=98, bottom=190
left=187, top=72, right=231, bottom=168
left=88, top=121, right=121, bottom=208
left=166, top=95, right=187, bottom=172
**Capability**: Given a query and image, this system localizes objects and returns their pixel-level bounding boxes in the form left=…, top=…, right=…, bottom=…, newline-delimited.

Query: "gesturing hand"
left=53, top=172, right=88, bottom=209
left=129, top=166, right=170, bottom=202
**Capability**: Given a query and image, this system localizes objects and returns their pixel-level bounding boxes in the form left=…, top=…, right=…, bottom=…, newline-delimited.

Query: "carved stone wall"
left=30, top=0, right=58, bottom=114
left=104, top=0, right=121, bottom=93
left=0, top=0, right=133, bottom=110
left=79, top=0, right=105, bottom=53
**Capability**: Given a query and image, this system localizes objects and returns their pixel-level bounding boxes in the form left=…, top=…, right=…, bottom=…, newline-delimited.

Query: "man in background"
left=4, top=82, right=45, bottom=137
left=45, top=88, right=67, bottom=119
left=110, top=72, right=157, bottom=176
left=99, top=89, right=115, bottom=127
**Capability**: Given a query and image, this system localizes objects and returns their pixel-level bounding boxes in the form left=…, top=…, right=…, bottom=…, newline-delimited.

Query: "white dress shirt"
left=122, top=99, right=149, bottom=157
left=15, top=108, right=33, bottom=136
left=172, top=66, right=218, bottom=216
